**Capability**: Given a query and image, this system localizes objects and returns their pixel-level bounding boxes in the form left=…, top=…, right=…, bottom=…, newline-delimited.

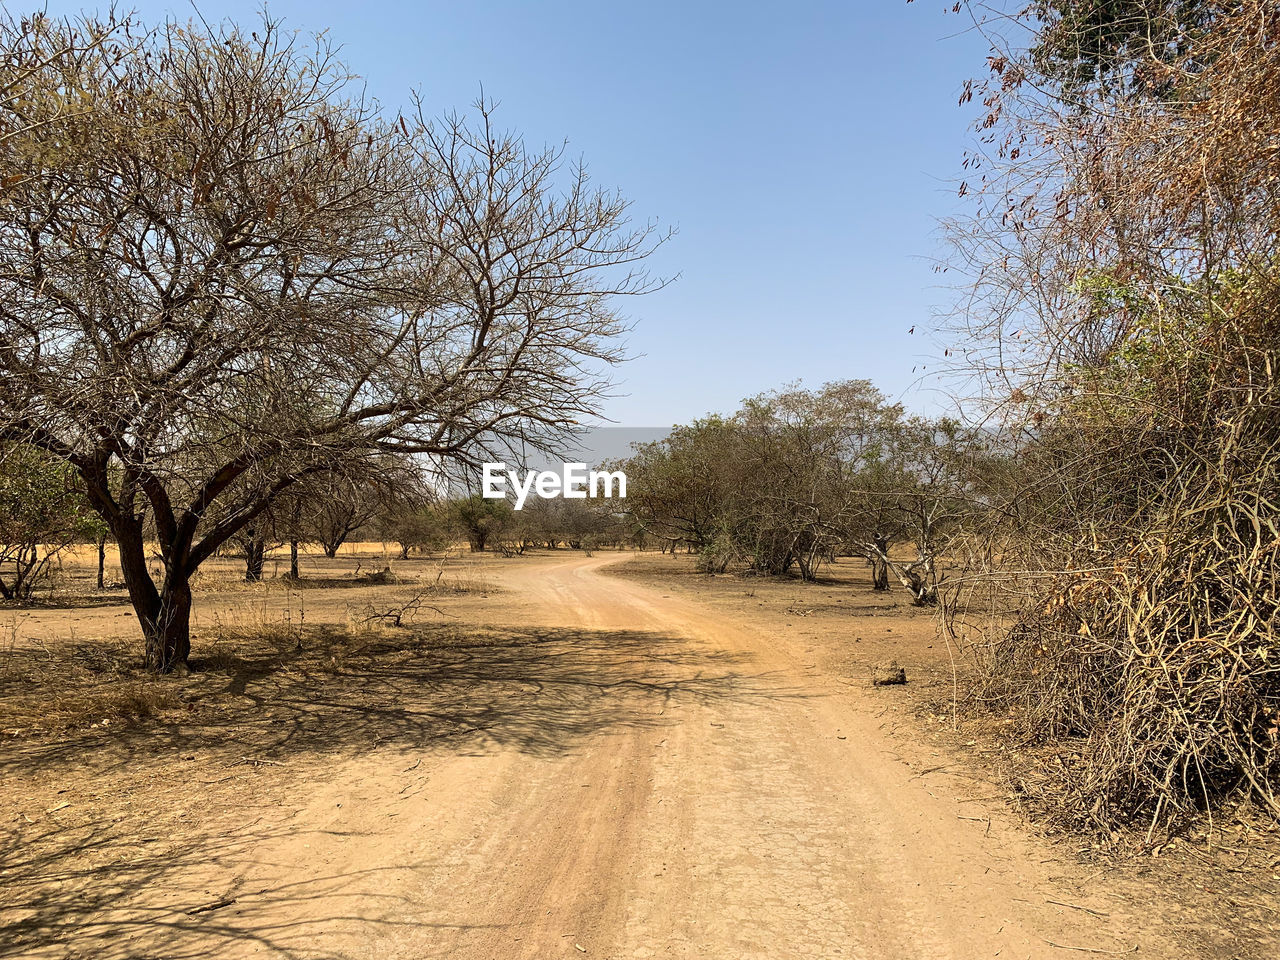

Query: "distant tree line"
left=0, top=445, right=637, bottom=597
left=615, top=381, right=995, bottom=605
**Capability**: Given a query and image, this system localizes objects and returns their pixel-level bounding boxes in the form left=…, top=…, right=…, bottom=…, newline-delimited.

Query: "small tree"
left=855, top=418, right=985, bottom=606
left=304, top=458, right=422, bottom=558
left=621, top=418, right=744, bottom=554
left=379, top=501, right=451, bottom=559
left=450, top=495, right=512, bottom=552
left=0, top=446, right=98, bottom=601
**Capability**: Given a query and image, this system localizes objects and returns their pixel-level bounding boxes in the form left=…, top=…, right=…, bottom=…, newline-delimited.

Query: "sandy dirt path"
left=6, top=552, right=1197, bottom=959
left=153, top=551, right=1182, bottom=960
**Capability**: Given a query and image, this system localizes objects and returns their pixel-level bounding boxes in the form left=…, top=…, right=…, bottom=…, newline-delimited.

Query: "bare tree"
left=0, top=13, right=664, bottom=669
left=305, top=457, right=422, bottom=559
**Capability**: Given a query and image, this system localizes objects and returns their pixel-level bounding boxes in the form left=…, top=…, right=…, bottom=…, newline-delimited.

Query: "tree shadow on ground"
left=0, top=808, right=503, bottom=960
left=1, top=623, right=794, bottom=770
left=207, top=574, right=480, bottom=591
left=0, top=622, right=803, bottom=958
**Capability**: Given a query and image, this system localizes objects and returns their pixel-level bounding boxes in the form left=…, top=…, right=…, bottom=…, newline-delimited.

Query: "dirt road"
left=4, top=553, right=1196, bottom=959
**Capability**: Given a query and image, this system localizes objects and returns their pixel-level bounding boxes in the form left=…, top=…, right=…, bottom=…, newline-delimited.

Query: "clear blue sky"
left=44, top=0, right=990, bottom=426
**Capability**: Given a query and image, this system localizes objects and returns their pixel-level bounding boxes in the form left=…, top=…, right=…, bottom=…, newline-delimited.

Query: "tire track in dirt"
left=441, top=554, right=1183, bottom=960
left=14, top=552, right=1195, bottom=959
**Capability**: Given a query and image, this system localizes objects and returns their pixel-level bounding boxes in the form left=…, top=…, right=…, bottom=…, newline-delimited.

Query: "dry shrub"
left=970, top=463, right=1280, bottom=835
left=414, top=561, right=487, bottom=596
left=946, top=0, right=1280, bottom=838
left=957, top=278, right=1280, bottom=837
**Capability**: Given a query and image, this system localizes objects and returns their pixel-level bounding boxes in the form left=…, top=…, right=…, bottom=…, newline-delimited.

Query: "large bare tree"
left=0, top=12, right=663, bottom=669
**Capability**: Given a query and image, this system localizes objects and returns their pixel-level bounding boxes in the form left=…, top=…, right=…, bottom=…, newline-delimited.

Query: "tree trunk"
left=97, top=534, right=107, bottom=589
left=109, top=522, right=192, bottom=672
left=884, top=554, right=937, bottom=607
left=144, top=575, right=192, bottom=672
left=19, top=543, right=37, bottom=598
left=245, top=535, right=265, bottom=582
left=289, top=540, right=300, bottom=579
left=871, top=534, right=890, bottom=591
left=871, top=558, right=889, bottom=590
left=9, top=542, right=37, bottom=600
left=913, top=583, right=938, bottom=606
left=111, top=518, right=172, bottom=670
left=323, top=541, right=340, bottom=558
left=908, top=555, right=938, bottom=606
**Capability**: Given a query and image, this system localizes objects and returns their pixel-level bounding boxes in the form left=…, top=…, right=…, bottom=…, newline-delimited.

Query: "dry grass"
left=0, top=616, right=453, bottom=739
left=0, top=544, right=495, bottom=738
left=945, top=416, right=1280, bottom=844
left=0, top=635, right=182, bottom=736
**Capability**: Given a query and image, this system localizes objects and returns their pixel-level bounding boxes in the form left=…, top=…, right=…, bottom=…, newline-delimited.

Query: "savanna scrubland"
left=1, top=1, right=1278, bottom=957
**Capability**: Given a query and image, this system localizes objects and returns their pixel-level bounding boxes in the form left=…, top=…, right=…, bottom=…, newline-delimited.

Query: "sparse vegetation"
left=0, top=446, right=102, bottom=602
left=941, top=0, right=1280, bottom=838
left=617, top=381, right=988, bottom=598
left=0, top=3, right=1276, bottom=957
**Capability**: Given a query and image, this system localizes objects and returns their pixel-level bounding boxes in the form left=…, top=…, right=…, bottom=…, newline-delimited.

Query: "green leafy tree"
left=0, top=446, right=98, bottom=600
left=450, top=495, right=513, bottom=552
left=379, top=501, right=452, bottom=560
left=1028, top=0, right=1227, bottom=94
